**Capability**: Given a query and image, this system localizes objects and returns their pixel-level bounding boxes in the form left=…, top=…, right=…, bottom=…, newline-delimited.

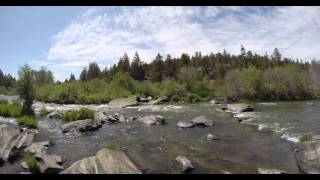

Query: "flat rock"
left=108, top=96, right=139, bottom=108
left=190, top=116, right=214, bottom=127
left=148, top=96, right=168, bottom=105
left=61, top=148, right=141, bottom=174
left=175, top=156, right=194, bottom=173
left=137, top=115, right=165, bottom=125
left=296, top=135, right=320, bottom=173
left=226, top=103, right=254, bottom=113
left=207, top=133, right=220, bottom=140
left=61, top=119, right=102, bottom=134
left=257, top=168, right=287, bottom=174
left=177, top=121, right=194, bottom=128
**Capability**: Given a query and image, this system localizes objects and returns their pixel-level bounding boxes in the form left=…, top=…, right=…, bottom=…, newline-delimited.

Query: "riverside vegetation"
left=1, top=46, right=319, bottom=105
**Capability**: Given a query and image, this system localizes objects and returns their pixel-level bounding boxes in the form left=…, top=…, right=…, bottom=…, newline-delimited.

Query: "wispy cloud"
left=37, top=6, right=320, bottom=80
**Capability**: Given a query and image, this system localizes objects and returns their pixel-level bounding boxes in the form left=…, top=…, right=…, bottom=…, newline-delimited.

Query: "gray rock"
left=61, top=119, right=102, bottom=134
left=108, top=96, right=139, bottom=108
left=47, top=111, right=64, bottom=119
left=0, top=124, right=36, bottom=162
left=177, top=121, right=194, bottom=128
left=257, top=168, right=287, bottom=174
left=137, top=115, right=165, bottom=125
left=61, top=148, right=141, bottom=174
left=227, top=103, right=254, bottom=113
left=190, top=116, right=214, bottom=127
left=148, top=96, right=169, bottom=105
left=296, top=135, right=320, bottom=174
left=207, top=133, right=220, bottom=140
left=175, top=156, right=194, bottom=173
left=94, top=112, right=108, bottom=124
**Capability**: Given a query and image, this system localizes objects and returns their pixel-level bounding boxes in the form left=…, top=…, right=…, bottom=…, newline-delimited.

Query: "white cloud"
left=41, top=6, right=320, bottom=80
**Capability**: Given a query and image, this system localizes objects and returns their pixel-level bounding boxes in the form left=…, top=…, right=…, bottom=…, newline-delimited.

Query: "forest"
left=1, top=46, right=320, bottom=104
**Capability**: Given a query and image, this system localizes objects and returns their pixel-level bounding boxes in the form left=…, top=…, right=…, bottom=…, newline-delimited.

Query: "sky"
left=0, top=6, right=320, bottom=81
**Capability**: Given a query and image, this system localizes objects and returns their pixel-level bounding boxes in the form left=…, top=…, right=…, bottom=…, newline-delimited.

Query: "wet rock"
left=257, top=168, right=287, bottom=174
left=108, top=96, right=139, bottom=108
left=227, top=103, right=254, bottom=113
left=94, top=112, right=108, bottom=124
left=0, top=117, right=18, bottom=125
left=207, top=133, right=220, bottom=140
left=0, top=124, right=36, bottom=162
left=47, top=111, right=64, bottom=119
left=61, top=148, right=141, bottom=174
left=296, top=135, right=320, bottom=174
left=24, top=141, right=50, bottom=156
left=190, top=116, right=214, bottom=127
left=61, top=119, right=102, bottom=134
left=175, top=156, right=194, bottom=173
left=137, top=115, right=165, bottom=125
left=148, top=96, right=169, bottom=105
left=104, top=113, right=136, bottom=124
left=177, top=121, right=194, bottom=128
left=210, top=99, right=221, bottom=104
left=233, top=112, right=259, bottom=121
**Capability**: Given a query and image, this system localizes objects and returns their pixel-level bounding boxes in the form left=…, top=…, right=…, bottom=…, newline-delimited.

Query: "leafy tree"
left=17, top=64, right=35, bottom=116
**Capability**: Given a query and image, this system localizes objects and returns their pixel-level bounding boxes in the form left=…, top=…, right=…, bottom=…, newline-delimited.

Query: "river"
left=1, top=95, right=319, bottom=174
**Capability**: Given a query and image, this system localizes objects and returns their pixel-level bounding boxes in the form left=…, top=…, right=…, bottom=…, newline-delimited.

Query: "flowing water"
left=1, top=95, right=320, bottom=174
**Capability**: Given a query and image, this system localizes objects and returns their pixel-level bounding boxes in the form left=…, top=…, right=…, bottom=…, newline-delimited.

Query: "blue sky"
left=0, top=6, right=320, bottom=81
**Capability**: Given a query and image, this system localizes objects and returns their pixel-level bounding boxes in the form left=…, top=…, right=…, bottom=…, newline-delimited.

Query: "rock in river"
left=137, top=115, right=165, bottom=125
left=296, top=135, right=320, bottom=174
left=177, top=121, right=194, bottom=128
left=108, top=96, right=139, bottom=108
left=61, top=148, right=141, bottom=174
left=257, top=168, right=287, bottom=174
left=47, top=110, right=64, bottom=119
left=190, top=116, right=214, bottom=127
left=61, top=119, right=102, bottom=134
left=207, top=133, right=220, bottom=140
left=148, top=96, right=169, bottom=105
left=0, top=124, right=36, bottom=163
left=226, top=103, right=254, bottom=113
left=175, top=156, right=194, bottom=173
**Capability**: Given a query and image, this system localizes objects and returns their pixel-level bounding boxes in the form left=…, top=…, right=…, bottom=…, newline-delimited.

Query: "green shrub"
left=8, top=102, right=22, bottom=118
left=24, top=152, right=39, bottom=172
left=0, top=103, right=9, bottom=117
left=17, top=116, right=37, bottom=128
left=39, top=108, right=49, bottom=117
left=171, top=95, right=180, bottom=102
left=63, top=108, right=94, bottom=122
left=187, top=93, right=202, bottom=102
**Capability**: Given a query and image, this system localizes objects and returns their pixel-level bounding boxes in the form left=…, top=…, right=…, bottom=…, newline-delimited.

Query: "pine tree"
left=150, top=53, right=164, bottom=82
left=130, top=52, right=145, bottom=80
left=118, top=53, right=130, bottom=72
left=80, top=67, right=88, bottom=81
left=69, top=74, right=76, bottom=81
left=87, top=62, right=101, bottom=80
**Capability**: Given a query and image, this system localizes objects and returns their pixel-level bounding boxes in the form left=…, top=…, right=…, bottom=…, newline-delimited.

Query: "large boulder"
left=148, top=96, right=169, bottom=105
left=61, top=119, right=102, bottom=134
left=190, top=116, right=214, bottom=127
left=47, top=111, right=64, bottom=119
left=226, top=103, right=254, bottom=113
left=61, top=148, right=141, bottom=174
left=137, top=115, right=165, bottom=125
left=175, top=156, right=194, bottom=173
left=108, top=96, right=139, bottom=108
left=296, top=135, right=320, bottom=174
left=0, top=124, right=36, bottom=163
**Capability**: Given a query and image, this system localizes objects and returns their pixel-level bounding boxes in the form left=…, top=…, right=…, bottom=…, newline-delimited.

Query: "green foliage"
left=17, top=64, right=35, bottom=116
left=106, top=144, right=122, bottom=151
left=0, top=103, right=9, bottom=117
left=187, top=93, right=202, bottom=102
left=17, top=116, right=37, bottom=128
left=24, top=152, right=39, bottom=172
left=300, top=134, right=312, bottom=143
left=171, top=95, right=180, bottom=102
left=0, top=101, right=22, bottom=118
left=39, top=108, right=49, bottom=117
left=63, top=108, right=94, bottom=122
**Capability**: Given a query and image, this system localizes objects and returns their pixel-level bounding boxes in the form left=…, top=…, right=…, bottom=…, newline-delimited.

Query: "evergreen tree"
left=69, top=73, right=76, bottom=81
left=80, top=67, right=88, bottom=81
left=150, top=53, right=164, bottom=82
left=118, top=53, right=130, bottom=72
left=87, top=62, right=101, bottom=80
left=130, top=52, right=145, bottom=80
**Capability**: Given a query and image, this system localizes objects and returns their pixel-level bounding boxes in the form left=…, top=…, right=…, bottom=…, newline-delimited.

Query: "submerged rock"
left=47, top=111, right=64, bottom=119
left=190, top=116, right=214, bottom=127
left=137, top=115, right=165, bottom=125
left=175, top=156, right=194, bottom=173
left=103, top=113, right=136, bottom=124
left=148, top=96, right=169, bottom=105
left=61, top=148, right=141, bottom=174
left=0, top=124, right=36, bottom=163
left=257, top=168, right=287, bottom=174
left=207, top=133, right=220, bottom=140
left=177, top=121, right=194, bottom=128
left=296, top=135, right=320, bottom=174
left=61, top=119, right=102, bottom=134
left=108, top=96, right=139, bottom=108
left=226, top=103, right=254, bottom=113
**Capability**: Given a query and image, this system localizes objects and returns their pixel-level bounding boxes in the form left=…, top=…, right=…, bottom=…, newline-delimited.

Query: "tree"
left=80, top=67, right=88, bottom=81
left=33, top=66, right=54, bottom=85
left=87, top=62, right=101, bottom=80
left=150, top=53, right=164, bottom=82
left=272, top=48, right=282, bottom=64
left=69, top=73, right=76, bottom=82
left=130, top=52, right=145, bottom=80
left=17, top=64, right=35, bottom=116
left=177, top=66, right=202, bottom=91
left=118, top=53, right=130, bottom=72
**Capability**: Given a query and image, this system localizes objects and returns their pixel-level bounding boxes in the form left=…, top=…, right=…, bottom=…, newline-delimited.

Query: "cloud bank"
left=37, top=6, right=320, bottom=80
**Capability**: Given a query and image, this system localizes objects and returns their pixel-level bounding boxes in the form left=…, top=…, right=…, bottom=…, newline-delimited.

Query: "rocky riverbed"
left=1, top=95, right=320, bottom=174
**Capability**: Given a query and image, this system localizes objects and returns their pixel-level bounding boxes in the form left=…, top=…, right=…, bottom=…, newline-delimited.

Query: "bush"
left=187, top=93, right=202, bottom=102
left=0, top=103, right=9, bottom=117
left=63, top=108, right=94, bottom=122
left=39, top=108, right=49, bottom=117
left=24, top=152, right=39, bottom=172
left=171, top=95, right=180, bottom=102
left=7, top=102, right=22, bottom=117
left=17, top=116, right=37, bottom=128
